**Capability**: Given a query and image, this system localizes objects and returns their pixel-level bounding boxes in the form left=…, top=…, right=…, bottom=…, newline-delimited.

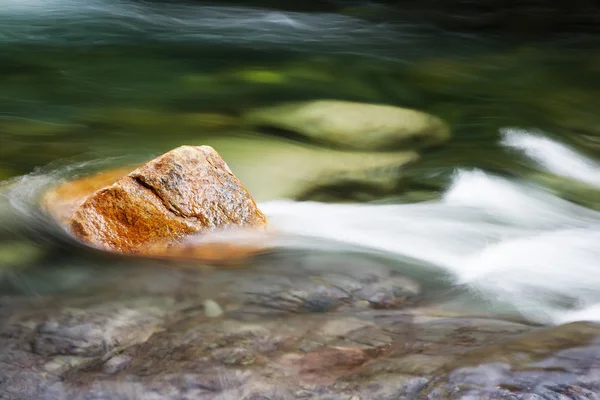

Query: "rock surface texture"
left=244, top=100, right=450, bottom=150
left=1, top=250, right=600, bottom=400
left=43, top=145, right=267, bottom=255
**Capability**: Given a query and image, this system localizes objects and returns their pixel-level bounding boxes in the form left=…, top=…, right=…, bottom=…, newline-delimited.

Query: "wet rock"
left=4, top=296, right=600, bottom=400
left=203, top=299, right=224, bottom=318
left=406, top=315, right=533, bottom=354
left=196, top=134, right=419, bottom=201
left=101, top=354, right=133, bottom=374
left=3, top=250, right=600, bottom=400
left=230, top=252, right=422, bottom=317
left=369, top=354, right=453, bottom=375
left=244, top=100, right=450, bottom=150
left=295, top=346, right=369, bottom=376
left=43, top=145, right=267, bottom=256
left=530, top=345, right=600, bottom=374
left=32, top=298, right=172, bottom=357
left=319, top=317, right=376, bottom=338
left=211, top=347, right=257, bottom=365
left=0, top=332, right=64, bottom=400
left=51, top=309, right=536, bottom=399
left=42, top=167, right=134, bottom=228
left=96, top=132, right=417, bottom=202
left=354, top=375, right=430, bottom=399
left=448, top=362, right=511, bottom=386
left=43, top=355, right=91, bottom=375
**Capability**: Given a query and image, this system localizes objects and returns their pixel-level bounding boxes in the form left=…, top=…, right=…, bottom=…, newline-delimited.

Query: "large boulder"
left=42, top=145, right=267, bottom=256
left=243, top=100, right=450, bottom=150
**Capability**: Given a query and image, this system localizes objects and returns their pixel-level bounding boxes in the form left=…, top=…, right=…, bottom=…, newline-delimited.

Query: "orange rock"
left=299, top=346, right=369, bottom=374
left=43, top=146, right=268, bottom=261
left=42, top=166, right=135, bottom=227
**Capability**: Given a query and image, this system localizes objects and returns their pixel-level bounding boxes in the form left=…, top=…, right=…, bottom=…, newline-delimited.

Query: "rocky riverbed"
left=2, top=249, right=600, bottom=400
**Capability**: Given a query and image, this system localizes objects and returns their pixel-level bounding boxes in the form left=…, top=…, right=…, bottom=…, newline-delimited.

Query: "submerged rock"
left=204, top=299, right=224, bottom=318
left=2, top=248, right=600, bottom=400
left=194, top=134, right=419, bottom=202
left=244, top=100, right=450, bottom=150
left=80, top=134, right=419, bottom=203
left=43, top=146, right=267, bottom=257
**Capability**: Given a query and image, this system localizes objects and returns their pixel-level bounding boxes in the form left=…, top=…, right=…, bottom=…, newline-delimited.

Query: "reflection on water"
left=1, top=1, right=600, bottom=326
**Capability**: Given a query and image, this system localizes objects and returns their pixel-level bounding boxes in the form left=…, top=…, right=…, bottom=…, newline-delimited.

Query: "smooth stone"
left=3, top=259, right=600, bottom=400
left=203, top=299, right=224, bottom=318
left=243, top=100, right=450, bottom=150
left=194, top=134, right=419, bottom=202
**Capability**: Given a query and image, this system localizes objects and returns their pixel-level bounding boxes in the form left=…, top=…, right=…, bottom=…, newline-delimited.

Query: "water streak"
left=3, top=129, right=600, bottom=324
left=0, top=0, right=481, bottom=59
left=261, top=129, right=600, bottom=324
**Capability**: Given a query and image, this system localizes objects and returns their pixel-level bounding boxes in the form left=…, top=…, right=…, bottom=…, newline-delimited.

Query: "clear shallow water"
left=1, top=0, right=600, bottom=326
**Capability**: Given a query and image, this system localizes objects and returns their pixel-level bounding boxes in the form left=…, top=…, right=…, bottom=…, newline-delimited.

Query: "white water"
left=4, top=128, right=600, bottom=325
left=261, top=129, right=600, bottom=324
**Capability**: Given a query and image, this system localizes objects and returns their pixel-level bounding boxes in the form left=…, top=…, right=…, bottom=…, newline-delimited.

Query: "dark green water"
left=1, top=2, right=599, bottom=180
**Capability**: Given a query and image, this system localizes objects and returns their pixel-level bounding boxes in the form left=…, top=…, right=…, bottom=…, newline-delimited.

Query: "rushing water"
left=1, top=0, right=600, bottom=326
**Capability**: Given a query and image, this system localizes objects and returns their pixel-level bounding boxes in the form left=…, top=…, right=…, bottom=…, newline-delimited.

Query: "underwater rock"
left=32, top=298, right=173, bottom=357
left=54, top=134, right=419, bottom=204
left=193, top=134, right=419, bottom=202
left=244, top=100, right=450, bottom=150
left=43, top=146, right=267, bottom=256
left=2, top=249, right=600, bottom=400
left=203, top=299, right=224, bottom=318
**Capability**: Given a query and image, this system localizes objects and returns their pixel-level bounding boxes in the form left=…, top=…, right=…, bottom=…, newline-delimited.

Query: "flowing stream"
left=1, top=0, right=600, bottom=327
left=262, top=129, right=600, bottom=324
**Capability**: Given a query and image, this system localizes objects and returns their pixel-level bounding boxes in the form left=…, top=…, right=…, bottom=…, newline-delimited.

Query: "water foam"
left=501, top=127, right=600, bottom=186
left=4, top=128, right=599, bottom=324
left=261, top=129, right=600, bottom=324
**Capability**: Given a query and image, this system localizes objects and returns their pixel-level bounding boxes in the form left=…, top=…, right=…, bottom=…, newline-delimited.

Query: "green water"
left=2, top=40, right=600, bottom=184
